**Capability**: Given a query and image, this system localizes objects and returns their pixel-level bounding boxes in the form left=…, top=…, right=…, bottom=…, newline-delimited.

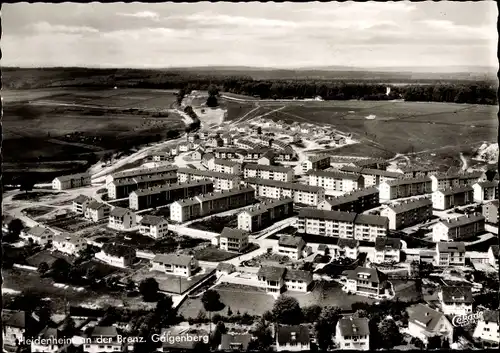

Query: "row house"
left=394, top=166, right=439, bottom=178
left=244, top=178, right=325, bottom=206
left=434, top=242, right=466, bottom=267
left=138, top=215, right=169, bottom=239
left=301, top=155, right=331, bottom=173
left=150, top=253, right=199, bottom=277
left=379, top=177, right=432, bottom=201
left=482, top=200, right=499, bottom=224
left=307, top=170, right=364, bottom=192
left=108, top=207, right=136, bottom=230
left=213, top=227, right=249, bottom=253
left=95, top=243, right=135, bottom=268
left=170, top=186, right=256, bottom=223
left=237, top=197, right=294, bottom=232
left=209, top=158, right=242, bottom=174
left=177, top=167, right=241, bottom=190
left=52, top=172, right=91, bottom=190
left=53, top=233, right=86, bottom=256
left=84, top=200, right=111, bottom=222
left=340, top=166, right=403, bottom=187
left=407, top=304, right=454, bottom=345
left=473, top=181, right=499, bottom=202
left=318, top=187, right=380, bottom=213
left=243, top=163, right=294, bottom=182
left=431, top=186, right=474, bottom=210
left=473, top=310, right=500, bottom=344
left=297, top=208, right=388, bottom=242
left=277, top=235, right=307, bottom=260
left=213, top=148, right=246, bottom=160
left=72, top=194, right=91, bottom=214
left=351, top=158, right=389, bottom=170
left=107, top=171, right=178, bottom=199
left=438, top=286, right=473, bottom=316
left=336, top=317, right=370, bottom=351
left=373, top=237, right=401, bottom=263
left=129, top=179, right=213, bottom=211
left=380, top=198, right=432, bottom=230
left=256, top=266, right=313, bottom=293
left=342, top=266, right=390, bottom=299
left=430, top=172, right=483, bottom=192
left=432, top=213, right=485, bottom=242
left=106, top=165, right=178, bottom=188
left=20, top=226, right=54, bottom=245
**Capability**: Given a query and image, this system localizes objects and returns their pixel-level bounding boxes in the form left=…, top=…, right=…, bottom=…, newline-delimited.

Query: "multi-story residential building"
left=95, top=243, right=135, bottom=268
left=108, top=207, right=136, bottom=230
left=201, top=153, right=215, bottom=168
left=276, top=146, right=295, bottom=161
left=473, top=310, right=500, bottom=344
left=307, top=170, right=364, bottom=192
left=31, top=327, right=64, bottom=353
left=482, top=200, right=499, bottom=224
left=336, top=317, right=370, bottom=351
left=336, top=238, right=359, bottom=259
left=257, top=150, right=275, bottom=166
left=237, top=197, right=294, bottom=232
left=20, top=226, right=54, bottom=245
left=244, top=148, right=273, bottom=161
left=178, top=142, right=192, bottom=152
left=53, top=233, right=86, bottom=256
left=373, top=237, right=401, bottom=263
left=407, top=304, right=454, bottom=345
left=379, top=177, right=432, bottom=201
left=432, top=214, right=485, bottom=242
left=434, top=242, right=466, bottom=267
left=177, top=168, right=241, bottom=190
left=277, top=235, right=306, bottom=260
left=488, top=245, right=499, bottom=268
left=340, top=166, right=403, bottom=187
left=432, top=186, right=474, bottom=210
left=221, top=134, right=233, bottom=146
left=351, top=158, right=389, bottom=170
left=380, top=198, right=432, bottom=230
left=318, top=187, right=380, bottom=213
left=275, top=325, right=310, bottom=352
left=73, top=194, right=91, bottom=214
left=52, top=172, right=91, bottom=190
left=256, top=266, right=313, bottom=293
left=107, top=173, right=178, bottom=200
left=438, top=286, right=473, bottom=316
left=243, top=164, right=294, bottom=182
left=284, top=269, right=313, bottom=292
left=342, top=266, right=389, bottom=299
left=210, top=158, right=242, bottom=174
left=148, top=151, right=171, bottom=162
left=106, top=165, right=178, bottom=192
left=150, top=253, right=199, bottom=277
left=217, top=227, right=249, bottom=253
left=235, top=139, right=262, bottom=150
left=394, top=166, right=439, bottom=178
left=84, top=201, right=111, bottom=222
left=244, top=178, right=325, bottom=206
left=169, top=186, right=255, bottom=223
left=129, top=180, right=213, bottom=211
left=297, top=208, right=388, bottom=241
left=213, top=148, right=245, bottom=160
left=430, top=172, right=483, bottom=192
left=473, top=181, right=499, bottom=202
left=83, top=326, right=128, bottom=353
left=301, top=155, right=331, bottom=173
left=138, top=215, right=169, bottom=239
left=2, top=311, right=41, bottom=348
left=191, top=149, right=203, bottom=161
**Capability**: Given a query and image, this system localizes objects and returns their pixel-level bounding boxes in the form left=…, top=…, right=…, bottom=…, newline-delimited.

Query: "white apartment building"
left=53, top=233, right=86, bottom=256
left=52, top=172, right=91, bottom=190
left=243, top=164, right=294, bottom=182
left=472, top=181, right=499, bottom=202
left=373, top=237, right=401, bottom=263
left=177, top=168, right=241, bottom=190
left=211, top=158, right=242, bottom=175
left=307, top=170, right=364, bottom=192
left=150, top=253, right=199, bottom=277
left=431, top=186, right=474, bottom=210
left=108, top=207, right=136, bottom=231
left=138, top=215, right=169, bottom=239
left=245, top=178, right=325, bottom=206
left=237, top=198, right=294, bottom=232
left=301, top=155, right=331, bottom=173
left=380, top=198, right=432, bottom=230
left=434, top=242, right=466, bottom=267
left=432, top=214, right=485, bottom=242
left=379, top=177, right=432, bottom=201
left=84, top=201, right=111, bottom=222
left=340, top=166, right=403, bottom=187
left=73, top=194, right=91, bottom=214
left=430, top=172, right=483, bottom=192
left=336, top=317, right=370, bottom=351
left=438, top=286, right=473, bottom=316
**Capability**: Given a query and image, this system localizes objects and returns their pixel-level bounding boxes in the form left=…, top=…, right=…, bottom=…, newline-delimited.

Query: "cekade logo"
left=452, top=311, right=484, bottom=327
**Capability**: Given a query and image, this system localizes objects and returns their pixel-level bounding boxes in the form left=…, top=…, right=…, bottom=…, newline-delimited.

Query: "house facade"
left=277, top=235, right=306, bottom=260
left=434, top=242, right=466, bottom=267
left=218, top=227, right=249, bottom=253
left=237, top=198, right=293, bottom=232
left=373, top=237, right=401, bottom=264
left=473, top=310, right=499, bottom=344
left=108, top=207, right=136, bottom=230
left=245, top=178, right=325, bottom=206
left=85, top=201, right=111, bottom=222
left=343, top=266, right=390, bottom=299
left=150, top=254, right=199, bottom=277
left=301, top=155, right=330, bottom=173
left=95, top=243, right=135, bottom=268
left=482, top=201, right=499, bottom=224
left=243, top=164, right=294, bottom=182
left=438, top=286, right=473, bottom=316
left=432, top=186, right=474, bottom=210
left=473, top=181, right=499, bottom=202
left=430, top=172, right=483, bottom=192
left=177, top=168, right=240, bottom=191
left=20, top=226, right=55, bottom=245
left=53, top=233, right=86, bottom=256
left=307, top=170, right=364, bottom=193
left=275, top=325, right=310, bottom=352
left=380, top=198, right=432, bottom=230
left=379, top=177, right=432, bottom=201
left=432, top=214, right=485, bottom=242
left=335, top=317, right=370, bottom=351
left=73, top=194, right=91, bottom=214
left=52, top=172, right=91, bottom=190
left=138, top=215, right=169, bottom=239
left=407, top=304, right=454, bottom=345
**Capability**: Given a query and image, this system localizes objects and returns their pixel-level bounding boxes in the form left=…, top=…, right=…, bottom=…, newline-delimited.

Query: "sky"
left=2, top=2, right=498, bottom=69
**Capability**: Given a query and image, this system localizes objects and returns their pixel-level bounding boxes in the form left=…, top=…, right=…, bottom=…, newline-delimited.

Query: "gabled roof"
left=244, top=163, right=292, bottom=173
left=54, top=172, right=90, bottom=182
left=307, top=170, right=361, bottom=181
left=26, top=226, right=54, bottom=237
left=133, top=179, right=213, bottom=196
left=338, top=238, right=358, bottom=249
left=482, top=310, right=499, bottom=324
left=177, top=168, right=240, bottom=181
left=276, top=325, right=310, bottom=345
left=298, top=208, right=357, bottom=223
left=37, top=327, right=63, bottom=340
left=89, top=326, right=119, bottom=337
left=196, top=187, right=254, bottom=203
left=341, top=166, right=402, bottom=178
left=489, top=245, right=499, bottom=259
left=343, top=266, right=386, bottom=283
left=202, top=153, right=215, bottom=161
left=216, top=262, right=236, bottom=273
left=74, top=195, right=90, bottom=203
left=87, top=200, right=108, bottom=210
left=245, top=178, right=323, bottom=193
left=385, top=177, right=432, bottom=186
left=101, top=243, right=135, bottom=258
left=220, top=227, right=248, bottom=240
left=240, top=198, right=293, bottom=217
left=112, top=165, right=177, bottom=180
left=431, top=171, right=483, bottom=181
left=434, top=185, right=474, bottom=196
left=337, top=317, right=370, bottom=336
left=140, top=215, right=167, bottom=226
left=284, top=269, right=313, bottom=283
left=407, top=304, right=448, bottom=331
left=307, top=154, right=330, bottom=163
left=438, top=214, right=485, bottom=228
left=386, top=198, right=432, bottom=213
left=109, top=207, right=131, bottom=218
left=441, top=286, right=473, bottom=303
left=354, top=214, right=389, bottom=227
left=3, top=311, right=38, bottom=329
left=475, top=181, right=499, bottom=188
left=437, top=242, right=466, bottom=253
left=220, top=334, right=252, bottom=351
left=278, top=234, right=305, bottom=248
left=214, top=158, right=241, bottom=167
left=257, top=265, right=286, bottom=281
left=374, top=237, right=401, bottom=251
left=152, top=253, right=195, bottom=267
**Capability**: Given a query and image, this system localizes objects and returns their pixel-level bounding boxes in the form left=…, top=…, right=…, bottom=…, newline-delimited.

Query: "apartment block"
left=307, top=170, right=364, bottom=192
left=213, top=148, right=245, bottom=160
left=318, top=187, right=380, bottom=213
left=340, top=166, right=403, bottom=187
left=237, top=197, right=294, bottom=232
left=432, top=213, right=485, bottom=242
left=301, top=155, right=331, bottom=173
left=52, top=173, right=91, bottom=190
left=217, top=227, right=249, bottom=253
left=379, top=177, right=432, bottom=201
left=129, top=180, right=213, bottom=211
left=482, top=200, right=499, bottom=224
left=177, top=168, right=241, bottom=190
left=106, top=165, right=178, bottom=188
left=472, top=181, right=499, bottom=202
left=210, top=158, right=242, bottom=174
left=431, top=186, right=474, bottom=210
left=244, top=178, right=325, bottom=206
left=107, top=172, right=178, bottom=200
left=380, top=198, right=432, bottom=230
left=139, top=215, right=169, bottom=239
left=434, top=242, right=466, bottom=267
left=243, top=164, right=294, bottom=182
left=394, top=166, right=439, bottom=178
left=430, top=172, right=483, bottom=192
left=373, top=237, right=401, bottom=263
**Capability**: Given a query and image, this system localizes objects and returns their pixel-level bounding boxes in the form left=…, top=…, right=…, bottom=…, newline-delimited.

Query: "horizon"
left=2, top=2, right=498, bottom=69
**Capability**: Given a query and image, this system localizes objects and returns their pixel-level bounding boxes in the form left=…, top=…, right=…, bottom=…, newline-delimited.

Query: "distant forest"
left=3, top=67, right=498, bottom=105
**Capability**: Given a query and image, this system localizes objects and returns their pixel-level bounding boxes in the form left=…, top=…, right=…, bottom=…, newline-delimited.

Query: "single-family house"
left=73, top=194, right=91, bottom=214
left=85, top=200, right=111, bottom=222
left=219, top=334, right=252, bottom=351
left=217, top=227, right=249, bottom=253
left=2, top=311, right=41, bottom=347
left=95, top=243, right=135, bottom=268
left=434, top=242, right=466, bottom=267
left=335, top=317, right=370, bottom=351
left=108, top=207, right=136, bottom=230
left=473, top=310, right=499, bottom=344
left=407, top=304, right=454, bottom=345
left=373, top=237, right=401, bottom=264
left=20, top=226, right=55, bottom=245
left=438, top=286, right=473, bottom=316
left=277, top=235, right=306, bottom=260
left=83, top=326, right=128, bottom=353
left=275, top=325, right=310, bottom=352
left=53, top=233, right=86, bottom=256
left=138, top=215, right=169, bottom=239
left=150, top=253, right=200, bottom=277
left=342, top=266, right=390, bottom=299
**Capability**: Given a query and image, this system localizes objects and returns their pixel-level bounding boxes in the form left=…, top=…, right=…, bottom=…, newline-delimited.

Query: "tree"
left=441, top=338, right=450, bottom=349
left=139, top=278, right=160, bottom=302
left=38, top=262, right=50, bottom=275
left=50, top=258, right=70, bottom=281
left=257, top=126, right=262, bottom=135
left=227, top=307, right=233, bottom=316
left=315, top=306, right=341, bottom=351
left=352, top=309, right=369, bottom=319
left=102, top=152, right=113, bottom=163
left=61, top=317, right=76, bottom=337
left=208, top=85, right=219, bottom=97
left=166, top=130, right=180, bottom=139
left=7, top=219, right=24, bottom=238
left=248, top=318, right=273, bottom=351
left=177, top=88, right=186, bottom=105
left=271, top=296, right=303, bottom=325
left=155, top=295, right=174, bottom=326
left=302, top=305, right=322, bottom=323
left=377, top=318, right=402, bottom=349
left=19, top=177, right=35, bottom=194
left=201, top=290, right=224, bottom=334
left=206, top=95, right=218, bottom=107
left=126, top=279, right=136, bottom=292
left=427, top=336, right=442, bottom=349
left=211, top=321, right=227, bottom=349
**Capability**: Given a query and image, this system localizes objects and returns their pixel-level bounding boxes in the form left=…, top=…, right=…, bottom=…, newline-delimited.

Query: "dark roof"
left=441, top=286, right=473, bottom=304
left=37, top=327, right=63, bottom=340
left=354, top=214, right=389, bottom=227
left=152, top=253, right=195, bottom=267
left=318, top=244, right=327, bottom=251
left=257, top=266, right=286, bottom=281
left=431, top=171, right=483, bottom=181
left=245, top=178, right=323, bottom=193
left=284, top=269, right=313, bottom=283
left=109, top=207, right=131, bottom=218
left=338, top=238, right=359, bottom=249
left=483, top=310, right=499, bottom=324
left=354, top=158, right=388, bottom=167
left=74, top=195, right=90, bottom=203
left=385, top=177, right=432, bottom=186
left=177, top=168, right=240, bottom=180
left=407, top=304, right=447, bottom=331
left=54, top=172, right=90, bottom=182
left=3, top=311, right=38, bottom=329
left=69, top=306, right=105, bottom=319
left=276, top=325, right=310, bottom=345
left=88, top=200, right=108, bottom=210
left=439, top=214, right=485, bottom=228
left=220, top=334, right=252, bottom=351
left=27, top=226, right=54, bottom=237
left=89, top=326, right=119, bottom=337
left=140, top=215, right=167, bottom=226
left=241, top=198, right=293, bottom=216
left=306, top=170, right=361, bottom=181
left=398, top=165, right=437, bottom=173
left=490, top=245, right=499, bottom=259
left=337, top=317, right=370, bottom=336
left=101, top=243, right=135, bottom=258
left=435, top=185, right=474, bottom=196
left=298, top=208, right=357, bottom=223
left=437, top=242, right=466, bottom=253
left=475, top=181, right=499, bottom=188
left=214, top=158, right=241, bottom=167
left=375, top=237, right=401, bottom=251
left=244, top=163, right=292, bottom=173
left=220, top=227, right=248, bottom=240
left=341, top=166, right=402, bottom=178
left=196, top=187, right=254, bottom=202
left=112, top=166, right=177, bottom=180
left=133, top=179, right=213, bottom=196
left=202, top=153, right=215, bottom=161
left=216, top=262, right=236, bottom=273
left=307, top=155, right=330, bottom=163
left=278, top=235, right=305, bottom=248
left=386, top=198, right=432, bottom=213
left=343, top=266, right=386, bottom=283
